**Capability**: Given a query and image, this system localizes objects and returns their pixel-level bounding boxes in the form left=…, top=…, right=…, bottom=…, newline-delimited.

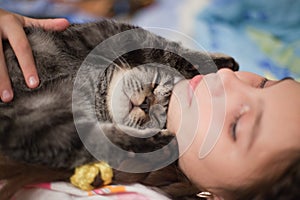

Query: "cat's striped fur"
left=0, top=19, right=238, bottom=199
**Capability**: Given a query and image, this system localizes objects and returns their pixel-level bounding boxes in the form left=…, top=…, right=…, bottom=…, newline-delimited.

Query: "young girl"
left=167, top=69, right=300, bottom=199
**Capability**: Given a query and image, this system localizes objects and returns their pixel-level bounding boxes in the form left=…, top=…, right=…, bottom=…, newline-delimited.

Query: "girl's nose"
left=217, top=68, right=239, bottom=89
left=217, top=68, right=264, bottom=90
left=216, top=68, right=256, bottom=113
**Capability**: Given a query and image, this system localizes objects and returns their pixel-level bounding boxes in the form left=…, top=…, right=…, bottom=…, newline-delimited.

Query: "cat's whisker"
left=118, top=56, right=131, bottom=69
left=112, top=61, right=123, bottom=71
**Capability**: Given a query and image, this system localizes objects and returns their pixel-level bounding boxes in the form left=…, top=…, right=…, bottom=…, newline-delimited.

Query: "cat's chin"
left=174, top=76, right=184, bottom=85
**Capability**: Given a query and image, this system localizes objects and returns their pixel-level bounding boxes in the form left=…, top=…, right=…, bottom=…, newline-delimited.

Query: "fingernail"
left=1, top=90, right=12, bottom=102
left=28, top=76, right=38, bottom=87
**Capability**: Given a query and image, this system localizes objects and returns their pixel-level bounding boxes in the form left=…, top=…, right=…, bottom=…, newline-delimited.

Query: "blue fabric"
left=199, top=0, right=300, bottom=43
left=195, top=0, right=300, bottom=79
left=132, top=0, right=300, bottom=79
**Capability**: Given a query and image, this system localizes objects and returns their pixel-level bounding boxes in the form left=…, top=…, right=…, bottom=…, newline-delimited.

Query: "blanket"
left=132, top=0, right=300, bottom=80
left=0, top=182, right=170, bottom=200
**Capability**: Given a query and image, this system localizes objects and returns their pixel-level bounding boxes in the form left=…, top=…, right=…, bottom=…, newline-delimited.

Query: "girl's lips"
left=188, top=75, right=203, bottom=104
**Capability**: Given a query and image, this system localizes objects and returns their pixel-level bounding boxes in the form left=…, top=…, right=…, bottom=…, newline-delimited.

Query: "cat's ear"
left=209, top=53, right=239, bottom=71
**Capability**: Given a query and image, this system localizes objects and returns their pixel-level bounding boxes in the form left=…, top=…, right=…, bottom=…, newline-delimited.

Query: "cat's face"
left=107, top=64, right=182, bottom=130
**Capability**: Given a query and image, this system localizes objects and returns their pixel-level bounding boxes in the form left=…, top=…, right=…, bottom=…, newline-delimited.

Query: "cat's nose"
left=140, top=95, right=157, bottom=114
left=140, top=97, right=150, bottom=113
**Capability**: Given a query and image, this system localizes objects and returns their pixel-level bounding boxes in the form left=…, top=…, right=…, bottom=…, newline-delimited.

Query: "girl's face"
left=167, top=69, right=300, bottom=198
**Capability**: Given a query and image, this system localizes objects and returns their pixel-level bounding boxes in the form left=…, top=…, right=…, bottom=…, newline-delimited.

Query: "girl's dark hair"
left=1, top=154, right=299, bottom=200
left=233, top=158, right=300, bottom=200
left=0, top=154, right=200, bottom=200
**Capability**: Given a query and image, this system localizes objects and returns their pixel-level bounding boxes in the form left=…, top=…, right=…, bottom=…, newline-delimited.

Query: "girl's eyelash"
left=259, top=78, right=268, bottom=88
left=230, top=105, right=250, bottom=142
left=231, top=115, right=240, bottom=141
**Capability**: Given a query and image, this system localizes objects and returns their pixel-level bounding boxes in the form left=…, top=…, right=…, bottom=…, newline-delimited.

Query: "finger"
left=5, top=22, right=39, bottom=88
left=0, top=39, right=13, bottom=102
left=24, top=17, right=70, bottom=31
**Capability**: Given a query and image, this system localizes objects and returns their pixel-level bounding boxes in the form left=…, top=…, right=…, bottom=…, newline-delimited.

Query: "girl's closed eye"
left=258, top=77, right=294, bottom=89
left=258, top=78, right=268, bottom=88
left=231, top=115, right=240, bottom=141
left=230, top=105, right=250, bottom=141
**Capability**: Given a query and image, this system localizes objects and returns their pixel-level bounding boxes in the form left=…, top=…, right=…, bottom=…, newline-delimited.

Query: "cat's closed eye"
left=106, top=64, right=182, bottom=129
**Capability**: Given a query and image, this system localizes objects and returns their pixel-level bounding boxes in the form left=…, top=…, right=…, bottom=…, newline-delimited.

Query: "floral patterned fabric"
left=0, top=182, right=170, bottom=200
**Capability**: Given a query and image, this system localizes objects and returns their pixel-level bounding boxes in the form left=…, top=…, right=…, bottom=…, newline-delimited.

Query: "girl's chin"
left=167, top=84, right=185, bottom=135
left=166, top=94, right=180, bottom=135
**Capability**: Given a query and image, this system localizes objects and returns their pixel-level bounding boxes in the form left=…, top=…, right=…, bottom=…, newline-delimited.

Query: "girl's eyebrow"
left=280, top=77, right=294, bottom=81
left=275, top=77, right=295, bottom=86
left=249, top=76, right=295, bottom=149
left=267, top=77, right=294, bottom=87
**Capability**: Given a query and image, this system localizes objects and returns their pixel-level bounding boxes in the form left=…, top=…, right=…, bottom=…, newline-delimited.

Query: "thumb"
left=24, top=17, right=70, bottom=31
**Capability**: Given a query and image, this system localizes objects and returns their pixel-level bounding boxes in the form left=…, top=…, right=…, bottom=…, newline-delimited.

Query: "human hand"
left=0, top=8, right=70, bottom=102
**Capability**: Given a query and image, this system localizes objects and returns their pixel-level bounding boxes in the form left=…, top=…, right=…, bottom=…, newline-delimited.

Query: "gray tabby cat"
left=0, top=19, right=238, bottom=171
